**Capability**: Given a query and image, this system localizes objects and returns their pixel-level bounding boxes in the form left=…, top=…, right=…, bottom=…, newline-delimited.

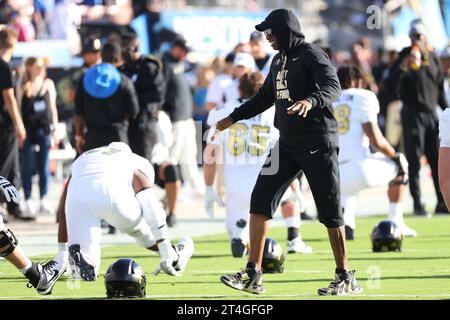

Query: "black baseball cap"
left=255, top=20, right=270, bottom=32
left=82, top=37, right=102, bottom=53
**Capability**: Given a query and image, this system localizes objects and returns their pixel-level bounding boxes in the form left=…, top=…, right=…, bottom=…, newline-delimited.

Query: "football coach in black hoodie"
left=214, top=9, right=362, bottom=295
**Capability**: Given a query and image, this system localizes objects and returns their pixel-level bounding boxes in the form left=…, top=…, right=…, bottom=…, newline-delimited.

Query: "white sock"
left=58, top=242, right=68, bottom=253
left=19, top=260, right=33, bottom=275
left=388, top=203, right=403, bottom=226
left=284, top=216, right=301, bottom=229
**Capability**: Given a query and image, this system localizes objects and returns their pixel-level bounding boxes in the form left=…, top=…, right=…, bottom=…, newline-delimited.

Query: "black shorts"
left=250, top=141, right=343, bottom=228
left=153, top=163, right=165, bottom=189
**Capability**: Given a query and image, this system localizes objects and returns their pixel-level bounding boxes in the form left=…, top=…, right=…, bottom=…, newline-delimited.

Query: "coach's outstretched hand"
left=211, top=116, right=235, bottom=141
left=287, top=99, right=312, bottom=118
left=0, top=176, right=20, bottom=204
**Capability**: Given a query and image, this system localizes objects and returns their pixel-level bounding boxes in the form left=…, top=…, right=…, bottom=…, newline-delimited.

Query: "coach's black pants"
left=401, top=107, right=444, bottom=207
left=250, top=141, right=343, bottom=228
left=128, top=119, right=158, bottom=161
left=0, top=127, right=21, bottom=215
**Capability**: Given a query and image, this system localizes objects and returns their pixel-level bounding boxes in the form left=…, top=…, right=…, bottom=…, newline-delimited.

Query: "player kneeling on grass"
left=439, top=108, right=450, bottom=209
left=333, top=66, right=416, bottom=240
left=55, top=142, right=194, bottom=281
left=204, top=72, right=312, bottom=257
left=0, top=176, right=63, bottom=295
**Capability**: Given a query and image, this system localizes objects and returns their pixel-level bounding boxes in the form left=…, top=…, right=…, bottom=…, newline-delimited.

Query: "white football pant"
left=340, top=153, right=397, bottom=229
left=66, top=176, right=156, bottom=275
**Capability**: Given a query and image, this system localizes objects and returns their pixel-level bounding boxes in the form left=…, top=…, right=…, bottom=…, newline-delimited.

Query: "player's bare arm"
left=362, top=122, right=396, bottom=158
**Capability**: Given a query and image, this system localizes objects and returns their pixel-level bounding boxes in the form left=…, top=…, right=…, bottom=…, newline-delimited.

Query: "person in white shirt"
left=223, top=52, right=257, bottom=103
left=205, top=53, right=235, bottom=112
left=204, top=72, right=311, bottom=256
left=439, top=108, right=450, bottom=209
left=333, top=65, right=416, bottom=239
left=58, top=142, right=193, bottom=281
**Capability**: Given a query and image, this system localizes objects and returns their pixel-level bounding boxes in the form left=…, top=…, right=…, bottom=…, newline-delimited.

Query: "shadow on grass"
left=263, top=273, right=450, bottom=284
left=346, top=256, right=450, bottom=261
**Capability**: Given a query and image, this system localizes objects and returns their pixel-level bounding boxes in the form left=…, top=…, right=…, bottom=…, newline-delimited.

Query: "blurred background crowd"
left=1, top=0, right=450, bottom=223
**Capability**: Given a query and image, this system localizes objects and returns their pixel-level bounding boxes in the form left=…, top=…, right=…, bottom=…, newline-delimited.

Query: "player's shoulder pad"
left=206, top=101, right=237, bottom=126
left=353, top=88, right=379, bottom=113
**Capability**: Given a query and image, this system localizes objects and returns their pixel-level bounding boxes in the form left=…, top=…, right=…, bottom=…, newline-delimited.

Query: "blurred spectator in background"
left=16, top=57, right=58, bottom=216
left=193, top=65, right=214, bottom=124
left=67, top=37, right=102, bottom=107
left=223, top=52, right=256, bottom=103
left=161, top=37, right=205, bottom=208
left=9, top=9, right=35, bottom=42
left=376, top=50, right=401, bottom=145
left=205, top=52, right=234, bottom=112
left=349, top=37, right=376, bottom=92
left=32, top=0, right=50, bottom=39
left=312, top=39, right=332, bottom=63
left=74, top=42, right=139, bottom=153
left=440, top=45, right=450, bottom=105
left=0, top=2, right=13, bottom=25
left=48, top=0, right=81, bottom=53
left=120, top=33, right=164, bottom=162
left=249, top=31, right=273, bottom=76
left=232, top=42, right=251, bottom=55
left=387, top=20, right=449, bottom=215
left=0, top=27, right=27, bottom=221
left=439, top=108, right=450, bottom=209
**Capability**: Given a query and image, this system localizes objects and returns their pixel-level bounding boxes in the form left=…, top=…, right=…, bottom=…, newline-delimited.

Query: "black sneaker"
left=318, top=270, right=363, bottom=296
left=166, top=213, right=177, bottom=227
left=345, top=225, right=354, bottom=240
left=69, top=244, right=96, bottom=281
left=231, top=219, right=247, bottom=257
left=25, top=261, right=62, bottom=295
left=108, top=225, right=116, bottom=234
left=413, top=204, right=428, bottom=216
left=435, top=202, right=449, bottom=215
left=220, top=262, right=265, bottom=294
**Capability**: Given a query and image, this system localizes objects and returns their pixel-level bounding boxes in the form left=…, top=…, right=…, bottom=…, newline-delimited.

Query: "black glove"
left=0, top=176, right=20, bottom=204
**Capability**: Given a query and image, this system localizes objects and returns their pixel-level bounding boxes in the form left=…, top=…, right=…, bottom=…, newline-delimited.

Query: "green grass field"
left=1, top=215, right=450, bottom=300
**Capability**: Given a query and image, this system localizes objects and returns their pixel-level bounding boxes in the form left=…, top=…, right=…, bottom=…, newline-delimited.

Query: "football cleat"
left=231, top=219, right=248, bottom=257
left=174, top=236, right=194, bottom=274
left=345, top=225, right=354, bottom=240
left=287, top=236, right=312, bottom=254
left=318, top=270, right=363, bottom=296
left=26, top=260, right=63, bottom=295
left=231, top=238, right=247, bottom=257
left=69, top=244, right=96, bottom=281
left=220, top=263, right=265, bottom=294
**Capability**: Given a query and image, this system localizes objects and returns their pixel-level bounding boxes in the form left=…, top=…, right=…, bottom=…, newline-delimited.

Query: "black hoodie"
left=229, top=9, right=341, bottom=151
